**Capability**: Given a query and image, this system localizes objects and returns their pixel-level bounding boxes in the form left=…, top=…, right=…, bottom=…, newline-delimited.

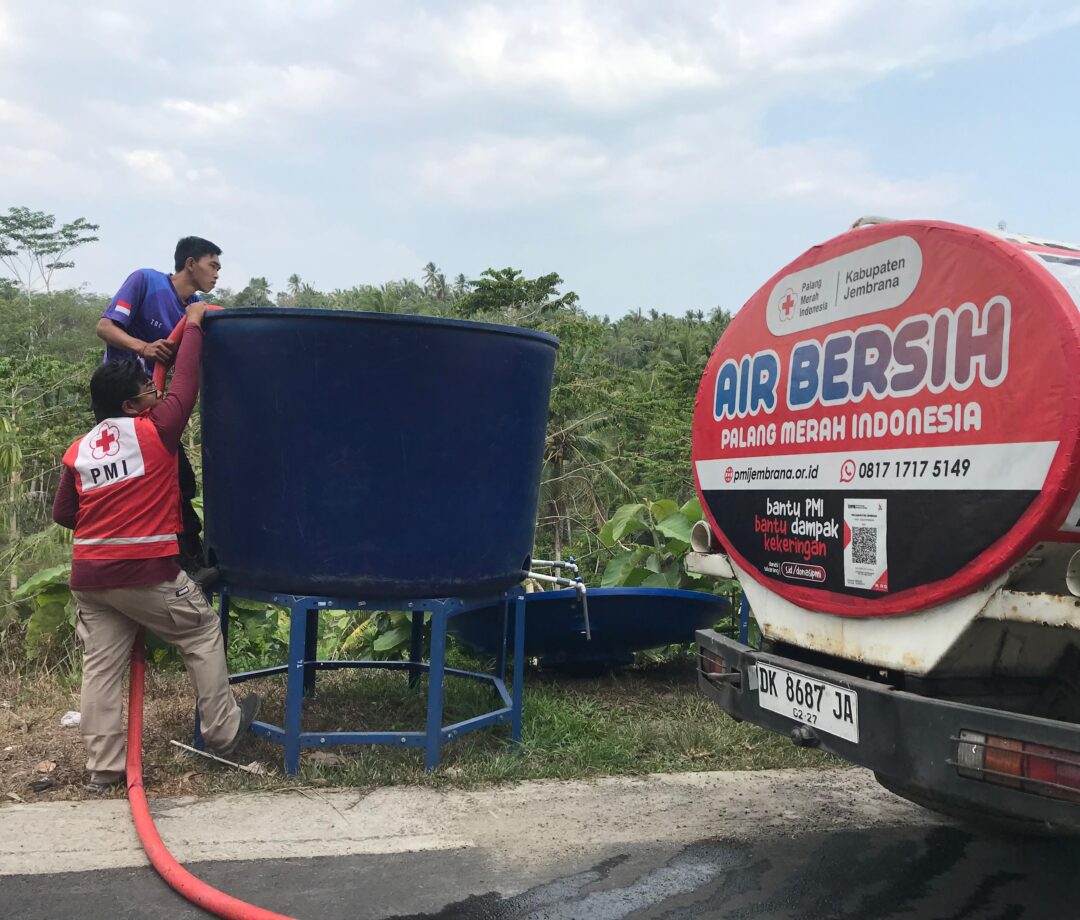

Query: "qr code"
left=851, top=527, right=877, bottom=565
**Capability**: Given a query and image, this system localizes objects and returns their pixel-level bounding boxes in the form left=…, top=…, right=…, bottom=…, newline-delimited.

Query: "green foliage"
left=12, top=563, right=73, bottom=659
left=1, top=313, right=97, bottom=622
left=12, top=563, right=70, bottom=601
left=336, top=609, right=423, bottom=659
left=0, top=206, right=99, bottom=297
left=215, top=601, right=423, bottom=671
left=275, top=274, right=335, bottom=309
left=228, top=276, right=275, bottom=307
left=221, top=596, right=289, bottom=669
left=330, top=280, right=432, bottom=315
left=24, top=595, right=72, bottom=659
left=599, top=497, right=704, bottom=591
left=2, top=210, right=742, bottom=671
left=596, top=495, right=742, bottom=664
left=453, top=268, right=578, bottom=319
left=0, top=416, right=22, bottom=479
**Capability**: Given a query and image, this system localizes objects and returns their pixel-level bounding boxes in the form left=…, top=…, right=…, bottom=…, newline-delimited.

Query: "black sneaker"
left=84, top=776, right=124, bottom=795
left=221, top=693, right=261, bottom=755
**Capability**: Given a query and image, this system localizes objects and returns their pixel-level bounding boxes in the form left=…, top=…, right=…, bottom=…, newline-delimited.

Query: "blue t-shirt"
left=102, top=268, right=203, bottom=373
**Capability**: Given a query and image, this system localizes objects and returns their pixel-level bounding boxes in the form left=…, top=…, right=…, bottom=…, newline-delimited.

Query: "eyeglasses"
left=135, top=383, right=162, bottom=399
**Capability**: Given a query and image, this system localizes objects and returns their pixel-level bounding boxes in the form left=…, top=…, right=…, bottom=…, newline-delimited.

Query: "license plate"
left=755, top=663, right=859, bottom=743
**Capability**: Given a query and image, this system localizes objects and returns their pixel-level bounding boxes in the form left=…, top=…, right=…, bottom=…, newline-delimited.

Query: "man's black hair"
left=90, top=358, right=148, bottom=422
left=174, top=236, right=222, bottom=273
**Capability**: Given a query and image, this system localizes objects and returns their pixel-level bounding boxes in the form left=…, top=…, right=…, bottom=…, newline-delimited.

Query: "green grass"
left=208, top=652, right=838, bottom=791
left=1, top=651, right=839, bottom=802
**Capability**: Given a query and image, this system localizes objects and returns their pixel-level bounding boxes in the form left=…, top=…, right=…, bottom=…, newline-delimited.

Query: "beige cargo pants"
left=72, top=571, right=241, bottom=784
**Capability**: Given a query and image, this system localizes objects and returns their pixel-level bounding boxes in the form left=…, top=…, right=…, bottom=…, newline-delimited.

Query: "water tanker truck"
left=690, top=217, right=1080, bottom=832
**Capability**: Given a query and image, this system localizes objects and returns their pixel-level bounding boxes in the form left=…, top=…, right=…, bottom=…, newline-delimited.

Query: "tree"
left=422, top=262, right=448, bottom=301
left=541, top=410, right=626, bottom=561
left=276, top=274, right=303, bottom=307
left=332, top=280, right=429, bottom=314
left=0, top=350, right=92, bottom=594
left=232, top=277, right=274, bottom=306
left=453, top=268, right=579, bottom=319
left=286, top=282, right=333, bottom=310
left=0, top=207, right=99, bottom=300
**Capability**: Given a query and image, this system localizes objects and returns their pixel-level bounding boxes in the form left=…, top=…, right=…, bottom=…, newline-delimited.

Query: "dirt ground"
left=0, top=668, right=293, bottom=803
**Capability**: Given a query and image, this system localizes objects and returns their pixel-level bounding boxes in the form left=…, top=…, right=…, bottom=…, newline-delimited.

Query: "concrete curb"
left=0, top=767, right=934, bottom=877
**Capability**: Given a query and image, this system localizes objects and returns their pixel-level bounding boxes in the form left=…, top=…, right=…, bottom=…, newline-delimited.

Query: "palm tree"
left=235, top=277, right=273, bottom=306
left=422, top=262, right=440, bottom=291
left=541, top=410, right=629, bottom=561
left=276, top=274, right=304, bottom=307
left=422, top=263, right=450, bottom=302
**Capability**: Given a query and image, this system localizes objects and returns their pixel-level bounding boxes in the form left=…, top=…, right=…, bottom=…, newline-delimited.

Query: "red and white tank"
left=693, top=219, right=1080, bottom=620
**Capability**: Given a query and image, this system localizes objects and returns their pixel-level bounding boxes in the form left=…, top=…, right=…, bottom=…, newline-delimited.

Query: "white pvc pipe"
left=1066, top=550, right=1080, bottom=597
left=691, top=520, right=716, bottom=554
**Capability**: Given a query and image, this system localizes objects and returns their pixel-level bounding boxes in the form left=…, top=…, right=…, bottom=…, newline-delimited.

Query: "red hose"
left=130, top=309, right=298, bottom=919
left=151, top=305, right=224, bottom=394
left=127, top=636, right=297, bottom=919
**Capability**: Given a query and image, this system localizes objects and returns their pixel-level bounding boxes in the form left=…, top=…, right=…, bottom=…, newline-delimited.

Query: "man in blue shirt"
left=97, top=237, right=221, bottom=372
left=96, top=237, right=222, bottom=578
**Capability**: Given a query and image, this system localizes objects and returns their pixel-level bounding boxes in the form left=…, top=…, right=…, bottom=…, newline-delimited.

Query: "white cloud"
left=412, top=108, right=959, bottom=231
left=86, top=8, right=138, bottom=42
left=119, top=150, right=175, bottom=184
left=0, top=0, right=1074, bottom=310
left=0, top=97, right=62, bottom=141
left=162, top=99, right=247, bottom=132
left=265, top=63, right=349, bottom=108
left=115, top=149, right=225, bottom=198
left=157, top=64, right=349, bottom=138
left=749, top=143, right=959, bottom=211
left=390, top=1, right=1080, bottom=109
left=0, top=145, right=63, bottom=185
left=418, top=134, right=609, bottom=205
left=442, top=3, right=721, bottom=106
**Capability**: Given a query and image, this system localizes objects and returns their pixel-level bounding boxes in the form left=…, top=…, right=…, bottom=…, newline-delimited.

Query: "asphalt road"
left=5, top=820, right=1076, bottom=918
left=2, top=770, right=1074, bottom=919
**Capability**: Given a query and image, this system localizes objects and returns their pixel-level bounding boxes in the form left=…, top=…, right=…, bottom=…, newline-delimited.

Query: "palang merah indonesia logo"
left=90, top=423, right=122, bottom=460
left=777, top=288, right=796, bottom=323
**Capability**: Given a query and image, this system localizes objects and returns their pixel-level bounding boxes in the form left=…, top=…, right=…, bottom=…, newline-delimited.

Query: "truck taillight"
left=699, top=648, right=726, bottom=675
left=956, top=731, right=1080, bottom=802
left=1025, top=743, right=1080, bottom=800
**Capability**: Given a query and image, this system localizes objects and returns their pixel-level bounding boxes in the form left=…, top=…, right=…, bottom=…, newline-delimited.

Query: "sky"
left=1, top=0, right=1079, bottom=318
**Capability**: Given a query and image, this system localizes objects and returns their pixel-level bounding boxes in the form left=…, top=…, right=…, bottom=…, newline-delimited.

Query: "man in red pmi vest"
left=53, top=300, right=258, bottom=791
left=95, top=237, right=223, bottom=580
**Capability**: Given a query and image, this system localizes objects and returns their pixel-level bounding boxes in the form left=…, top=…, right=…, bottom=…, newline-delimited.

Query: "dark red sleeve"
left=150, top=324, right=204, bottom=453
left=52, top=467, right=78, bottom=529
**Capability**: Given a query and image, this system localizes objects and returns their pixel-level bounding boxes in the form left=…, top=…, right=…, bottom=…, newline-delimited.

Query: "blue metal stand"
left=738, top=594, right=751, bottom=645
left=210, top=586, right=527, bottom=776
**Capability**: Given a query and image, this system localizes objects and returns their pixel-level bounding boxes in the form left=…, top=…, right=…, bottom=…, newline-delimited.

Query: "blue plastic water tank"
left=199, top=308, right=558, bottom=598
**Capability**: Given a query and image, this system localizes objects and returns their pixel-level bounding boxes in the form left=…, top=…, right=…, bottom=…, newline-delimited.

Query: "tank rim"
left=204, top=306, right=560, bottom=348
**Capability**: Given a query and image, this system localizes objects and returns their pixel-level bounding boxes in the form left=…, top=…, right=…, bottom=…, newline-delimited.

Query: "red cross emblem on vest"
left=90, top=423, right=121, bottom=460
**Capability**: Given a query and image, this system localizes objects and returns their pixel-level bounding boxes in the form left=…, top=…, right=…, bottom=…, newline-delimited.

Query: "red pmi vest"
left=63, top=415, right=181, bottom=561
